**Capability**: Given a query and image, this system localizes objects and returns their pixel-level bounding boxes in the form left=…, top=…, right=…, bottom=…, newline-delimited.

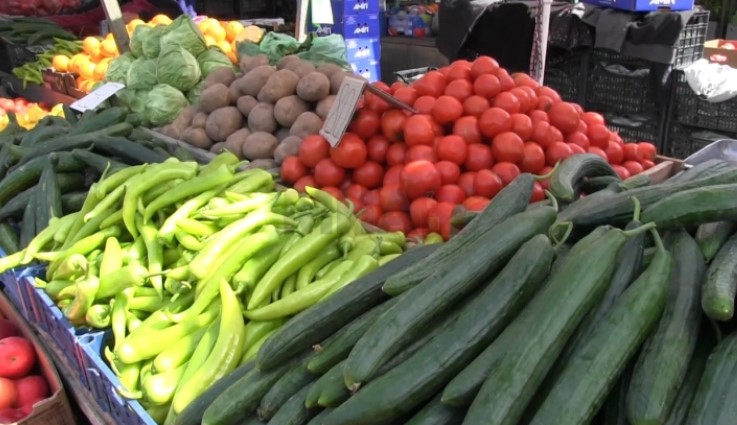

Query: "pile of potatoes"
left=161, top=53, right=357, bottom=169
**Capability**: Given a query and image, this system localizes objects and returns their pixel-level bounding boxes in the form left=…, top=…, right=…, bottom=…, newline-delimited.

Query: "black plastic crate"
left=664, top=123, right=737, bottom=159
left=672, top=70, right=737, bottom=134
left=673, top=11, right=710, bottom=69
left=0, top=37, right=51, bottom=71
left=544, top=48, right=589, bottom=104
left=605, top=113, right=662, bottom=144
left=586, top=49, right=656, bottom=116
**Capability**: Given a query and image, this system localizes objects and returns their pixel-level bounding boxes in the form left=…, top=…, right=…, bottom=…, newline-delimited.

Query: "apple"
left=0, top=338, right=35, bottom=379
left=14, top=376, right=48, bottom=407
left=0, top=407, right=24, bottom=423
left=0, top=321, right=19, bottom=341
left=0, top=378, right=17, bottom=410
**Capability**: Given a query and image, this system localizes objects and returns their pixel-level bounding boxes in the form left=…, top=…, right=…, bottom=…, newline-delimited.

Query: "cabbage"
left=156, top=46, right=201, bottom=92
left=147, top=84, right=189, bottom=126
left=105, top=53, right=135, bottom=83
left=160, top=15, right=206, bottom=57
left=126, top=58, right=158, bottom=90
left=142, top=24, right=167, bottom=59
left=116, top=88, right=148, bottom=117
left=186, top=80, right=204, bottom=104
left=197, top=47, right=234, bottom=77
left=129, top=25, right=150, bottom=57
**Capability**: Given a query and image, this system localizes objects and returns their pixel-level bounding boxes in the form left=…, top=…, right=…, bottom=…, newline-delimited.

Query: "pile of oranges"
left=197, top=18, right=245, bottom=64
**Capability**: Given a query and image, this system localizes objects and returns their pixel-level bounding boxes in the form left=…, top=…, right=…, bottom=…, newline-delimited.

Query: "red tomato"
left=401, top=160, right=442, bottom=199
left=622, top=161, right=644, bottom=176
left=537, top=86, right=561, bottom=103
left=458, top=172, right=476, bottom=196
left=367, top=135, right=390, bottom=163
left=389, top=82, right=405, bottom=93
left=587, top=124, right=610, bottom=149
left=407, top=227, right=431, bottom=240
left=410, top=197, right=438, bottom=228
left=445, top=79, right=474, bottom=101
left=414, top=71, right=446, bottom=98
left=432, top=96, right=464, bottom=125
left=491, top=131, right=525, bottom=164
left=531, top=121, right=553, bottom=148
left=298, top=135, right=330, bottom=167
left=435, top=161, right=461, bottom=185
left=383, top=164, right=404, bottom=186
left=381, top=109, right=407, bottom=142
left=349, top=109, right=381, bottom=139
left=352, top=161, right=384, bottom=189
left=516, top=86, right=539, bottom=106
left=293, top=175, right=317, bottom=193
left=529, top=110, right=548, bottom=123
left=463, top=196, right=490, bottom=211
left=497, top=69, right=515, bottom=91
left=436, top=134, right=468, bottom=165
left=473, top=170, right=503, bottom=198
left=611, top=132, right=624, bottom=145
left=462, top=95, right=490, bottom=117
left=438, top=67, right=451, bottom=77
left=571, top=103, right=584, bottom=114
left=547, top=126, right=564, bottom=145
left=447, top=63, right=472, bottom=81
left=413, top=96, right=436, bottom=115
left=427, top=202, right=455, bottom=240
left=365, top=90, right=391, bottom=113
left=345, top=184, right=368, bottom=205
left=386, top=143, right=408, bottom=166
left=566, top=132, right=590, bottom=150
left=492, top=91, right=521, bottom=113
left=478, top=107, right=512, bottom=139
left=638, top=142, right=657, bottom=161
left=512, top=73, right=540, bottom=89
left=510, top=113, right=533, bottom=140
left=605, top=141, right=624, bottom=165
left=536, top=95, right=554, bottom=112
left=403, top=115, right=435, bottom=146
left=612, top=165, right=631, bottom=180
left=379, top=211, right=413, bottom=233
left=509, top=88, right=533, bottom=113
left=577, top=120, right=588, bottom=135
left=314, top=158, right=346, bottom=187
left=471, top=56, right=500, bottom=78
left=492, top=162, right=521, bottom=185
left=436, top=185, right=467, bottom=204
left=453, top=116, right=482, bottom=145
left=330, top=133, right=367, bottom=168
left=623, top=143, right=641, bottom=162
left=393, top=87, right=418, bottom=106
left=581, top=111, right=605, bottom=126
left=406, top=145, right=438, bottom=163
left=545, top=142, right=574, bottom=166
left=530, top=181, right=546, bottom=202
left=380, top=184, right=409, bottom=211
left=321, top=186, right=345, bottom=201
left=465, top=144, right=494, bottom=171
left=569, top=143, right=586, bottom=154
left=587, top=146, right=608, bottom=161
left=280, top=156, right=308, bottom=184
left=548, top=102, right=580, bottom=134
left=473, top=74, right=502, bottom=99
left=363, top=189, right=381, bottom=206
left=642, top=159, right=655, bottom=170
left=361, top=204, right=383, bottom=225
left=520, top=142, right=546, bottom=173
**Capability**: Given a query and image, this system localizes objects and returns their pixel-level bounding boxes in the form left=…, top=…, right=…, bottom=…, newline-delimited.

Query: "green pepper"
left=43, top=279, right=75, bottom=301
left=51, top=211, right=81, bottom=245
left=93, top=165, right=147, bottom=200
left=295, top=241, right=340, bottom=289
left=97, top=264, right=149, bottom=299
left=278, top=214, right=317, bottom=256
left=281, top=274, right=297, bottom=298
left=305, top=186, right=353, bottom=215
left=62, top=273, right=100, bottom=324
left=99, top=237, right=123, bottom=279
left=112, top=288, right=134, bottom=351
left=22, top=212, right=78, bottom=264
left=378, top=253, right=401, bottom=266
left=198, top=192, right=276, bottom=219
left=354, top=231, right=406, bottom=247
left=129, top=296, right=168, bottom=312
left=322, top=254, right=380, bottom=299
left=378, top=240, right=403, bottom=256
left=158, top=189, right=220, bottom=244
left=240, top=327, right=278, bottom=365
left=174, top=229, right=203, bottom=251
left=105, top=347, right=142, bottom=398
left=123, top=237, right=147, bottom=264
left=274, top=188, right=299, bottom=208
left=174, top=218, right=218, bottom=238
left=232, top=239, right=285, bottom=294
left=100, top=210, right=124, bottom=229
left=243, top=319, right=284, bottom=350
left=143, top=364, right=187, bottom=406
left=153, top=326, right=206, bottom=372
left=227, top=168, right=275, bottom=194
left=83, top=184, right=125, bottom=223
left=139, top=223, right=164, bottom=299
left=200, top=151, right=240, bottom=175
left=51, top=253, right=88, bottom=281
left=85, top=303, right=111, bottom=328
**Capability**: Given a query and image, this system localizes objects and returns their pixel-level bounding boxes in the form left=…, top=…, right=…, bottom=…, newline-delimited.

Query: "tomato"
left=510, top=113, right=533, bottom=140
left=587, top=146, right=608, bottom=161
left=473, top=170, right=503, bottom=198
left=612, top=165, right=631, bottom=180
left=529, top=110, right=548, bottom=123
left=321, top=186, right=345, bottom=201
left=530, top=181, right=546, bottom=202
left=349, top=109, right=381, bottom=139
left=386, top=143, right=407, bottom=166
left=623, top=143, right=641, bottom=162
left=365, top=89, right=391, bottom=113
left=346, top=184, right=368, bottom=204
left=462, top=95, right=490, bottom=117
left=531, top=121, right=553, bottom=148
left=381, top=109, right=407, bottom=142
left=436, top=134, right=468, bottom=165
left=401, top=160, right=442, bottom=199
left=463, top=196, right=490, bottom=211
left=414, top=70, right=446, bottom=98
left=352, top=161, right=384, bottom=189
left=280, top=156, right=308, bottom=183
left=436, top=185, right=467, bottom=204
left=536, top=95, right=554, bottom=112
left=520, top=142, right=546, bottom=173
left=537, top=86, right=561, bottom=103
left=478, top=107, right=512, bottom=139
left=389, top=82, right=405, bottom=93
left=465, top=143, right=494, bottom=171
left=611, top=132, right=624, bottom=145
left=313, top=158, right=346, bottom=187
left=445, top=79, right=474, bottom=101
left=587, top=124, right=610, bottom=149
left=642, top=159, right=655, bottom=170
left=452, top=116, right=482, bottom=144
left=361, top=204, right=383, bottom=225
left=438, top=67, right=451, bottom=77
left=565, top=132, right=590, bottom=150
left=410, top=197, right=438, bottom=228
left=330, top=133, right=367, bottom=168
left=581, top=111, right=605, bottom=126
left=512, top=73, right=540, bottom=89
left=473, top=74, right=501, bottom=99
left=547, top=125, right=564, bottom=145
left=545, top=142, right=574, bottom=167
left=406, top=145, right=438, bottom=163
left=432, top=96, right=464, bottom=125
left=622, top=160, right=644, bottom=176
left=458, top=172, right=476, bottom=196
left=367, top=135, right=389, bottom=163
left=298, top=135, right=330, bottom=167
left=383, top=164, right=404, bottom=186
left=571, top=103, right=584, bottom=114
left=447, top=63, right=472, bottom=81
left=509, top=88, right=533, bottom=113
left=492, top=91, right=521, bottom=113
left=427, top=202, right=455, bottom=240
left=548, top=102, right=580, bottom=134
left=363, top=189, right=381, bottom=206
left=435, top=160, right=461, bottom=185
left=577, top=120, right=588, bottom=135
left=379, top=211, right=413, bottom=233
left=497, top=69, right=515, bottom=91
left=413, top=96, right=436, bottom=115
left=492, top=162, right=520, bottom=185
left=293, top=175, right=317, bottom=193
left=470, top=56, right=500, bottom=78
left=638, top=142, right=657, bottom=161
left=569, top=143, right=586, bottom=154
left=407, top=227, right=431, bottom=240
left=380, top=184, right=410, bottom=211
left=393, top=87, right=418, bottom=106
left=605, top=141, right=624, bottom=165
left=491, top=131, right=525, bottom=164
left=403, top=115, right=435, bottom=146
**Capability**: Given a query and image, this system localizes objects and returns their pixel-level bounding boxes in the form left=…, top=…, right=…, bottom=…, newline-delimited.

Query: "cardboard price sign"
left=70, top=82, right=125, bottom=112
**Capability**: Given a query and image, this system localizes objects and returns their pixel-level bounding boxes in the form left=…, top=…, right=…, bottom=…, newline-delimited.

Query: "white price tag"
left=70, top=82, right=125, bottom=112
left=311, top=0, right=335, bottom=25
left=320, top=76, right=366, bottom=147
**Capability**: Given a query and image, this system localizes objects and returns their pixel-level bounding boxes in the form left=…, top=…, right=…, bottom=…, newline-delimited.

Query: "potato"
left=248, top=158, right=278, bottom=170
left=210, top=142, right=227, bottom=154
left=290, top=112, right=323, bottom=139
left=316, top=63, right=344, bottom=78
left=205, top=107, right=243, bottom=142
left=161, top=124, right=180, bottom=139
left=273, top=135, right=302, bottom=165
left=191, top=112, right=208, bottom=128
left=315, top=95, right=336, bottom=120
left=257, top=69, right=299, bottom=104
left=248, top=103, right=278, bottom=133
left=237, top=65, right=275, bottom=97
left=296, top=72, right=330, bottom=102
left=224, top=128, right=251, bottom=157
left=181, top=127, right=213, bottom=149
left=175, top=106, right=197, bottom=128
left=228, top=79, right=241, bottom=104
left=242, top=131, right=279, bottom=160
left=275, top=127, right=291, bottom=142
left=239, top=54, right=269, bottom=74
left=288, top=61, right=317, bottom=78
left=276, top=55, right=301, bottom=70
left=330, top=71, right=350, bottom=95
left=203, top=67, right=237, bottom=89
left=273, top=95, right=310, bottom=128
left=236, top=95, right=258, bottom=117
left=199, top=83, right=231, bottom=113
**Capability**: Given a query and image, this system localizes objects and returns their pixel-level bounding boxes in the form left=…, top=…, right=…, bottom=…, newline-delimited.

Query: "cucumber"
left=684, top=334, right=737, bottom=424
left=305, top=408, right=333, bottom=425
left=256, top=244, right=440, bottom=371
left=266, top=383, right=317, bottom=425
left=19, top=196, right=36, bottom=249
left=702, top=232, right=737, bottom=321
left=581, top=175, right=622, bottom=194
left=405, top=396, right=464, bottom=425
left=0, top=153, right=83, bottom=205
left=19, top=124, right=70, bottom=147
left=598, top=369, right=631, bottom=425
left=695, top=221, right=737, bottom=262
left=626, top=229, right=705, bottom=425
left=71, top=149, right=128, bottom=174
left=18, top=122, right=134, bottom=163
left=61, top=192, right=88, bottom=214
left=664, top=330, right=713, bottom=425
left=382, top=173, right=535, bottom=296
left=666, top=159, right=730, bottom=183
left=93, top=135, right=170, bottom=164
left=67, top=106, right=128, bottom=136
left=258, top=354, right=315, bottom=420
left=345, top=207, right=557, bottom=389
left=0, top=173, right=85, bottom=220
left=306, top=360, right=346, bottom=408
left=324, top=235, right=554, bottom=424
left=640, top=183, right=737, bottom=229
left=525, top=230, right=673, bottom=425
left=35, top=156, right=62, bottom=229
left=0, top=223, right=20, bottom=254
left=549, top=153, right=618, bottom=202
left=242, top=418, right=265, bottom=425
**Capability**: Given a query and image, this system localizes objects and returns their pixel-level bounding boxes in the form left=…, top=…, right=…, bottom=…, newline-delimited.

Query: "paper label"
left=70, top=82, right=125, bottom=112
left=311, top=0, right=335, bottom=24
left=320, top=76, right=366, bottom=147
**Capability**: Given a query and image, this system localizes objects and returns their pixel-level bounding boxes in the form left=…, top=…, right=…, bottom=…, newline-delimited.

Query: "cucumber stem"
left=648, top=228, right=665, bottom=253
left=549, top=221, right=573, bottom=247
left=534, top=162, right=560, bottom=181
left=709, top=317, right=723, bottom=345
left=622, top=222, right=657, bottom=238
left=545, top=190, right=560, bottom=213
left=630, top=196, right=642, bottom=222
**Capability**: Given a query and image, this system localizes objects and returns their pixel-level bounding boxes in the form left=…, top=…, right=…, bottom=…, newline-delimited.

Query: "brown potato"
left=290, top=112, right=323, bottom=139
left=210, top=142, right=227, bottom=153
left=257, top=69, right=299, bottom=104
left=160, top=124, right=180, bottom=139
left=175, top=106, right=197, bottom=128
left=248, top=158, right=278, bottom=170
left=237, top=65, right=276, bottom=97
left=329, top=71, right=350, bottom=95
left=181, top=127, right=213, bottom=149
left=248, top=103, right=278, bottom=133
left=191, top=112, right=208, bottom=128
left=228, top=79, right=241, bottom=104
left=315, top=95, right=336, bottom=120
left=276, top=55, right=301, bottom=70
left=239, top=53, right=269, bottom=74
left=288, top=61, right=317, bottom=78
left=236, top=95, right=259, bottom=117
left=273, top=95, right=310, bottom=128
left=316, top=63, right=344, bottom=78
left=296, top=72, right=330, bottom=102
left=203, top=67, right=237, bottom=89
left=199, top=83, right=231, bottom=113
left=242, top=131, right=279, bottom=160
left=273, top=135, right=302, bottom=165
left=275, top=127, right=291, bottom=142
left=205, top=107, right=243, bottom=142
left=224, top=128, right=251, bottom=157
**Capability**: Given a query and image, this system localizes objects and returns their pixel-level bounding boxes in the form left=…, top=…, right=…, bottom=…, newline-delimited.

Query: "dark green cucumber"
left=70, top=149, right=128, bottom=174
left=0, top=153, right=83, bottom=205
left=171, top=361, right=255, bottom=425
left=256, top=244, right=441, bottom=371
left=93, top=136, right=169, bottom=164
left=242, top=418, right=265, bottom=425
left=598, top=368, right=631, bottom=425
left=626, top=229, right=705, bottom=425
left=695, top=221, right=737, bottom=262
left=61, top=192, right=88, bottom=214
left=305, top=409, right=333, bottom=425
left=640, top=183, right=737, bottom=229
left=664, top=330, right=713, bottom=425
left=19, top=196, right=36, bottom=249
left=0, top=223, right=20, bottom=254
left=0, top=173, right=84, bottom=220
left=266, top=383, right=317, bottom=425
left=19, top=124, right=70, bottom=147
left=67, top=106, right=128, bottom=136
left=405, top=396, right=464, bottom=425
left=62, top=105, right=78, bottom=124
left=345, top=207, right=557, bottom=389
left=306, top=360, right=346, bottom=408
left=382, top=173, right=535, bottom=296
left=666, top=159, right=730, bottom=183
left=18, top=122, right=134, bottom=164
left=549, top=153, right=617, bottom=202
left=702, top=232, right=737, bottom=321
left=443, top=225, right=633, bottom=416
left=524, top=230, right=672, bottom=425
left=325, top=235, right=554, bottom=425
left=258, top=354, right=315, bottom=420
left=581, top=175, right=622, bottom=194
left=684, top=334, right=737, bottom=424
left=35, top=156, right=62, bottom=229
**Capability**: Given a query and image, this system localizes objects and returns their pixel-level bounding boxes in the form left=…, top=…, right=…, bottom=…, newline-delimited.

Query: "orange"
left=204, top=35, right=216, bottom=47
left=69, top=54, right=90, bottom=74
left=217, top=40, right=232, bottom=55
left=151, top=14, right=172, bottom=26
left=100, top=38, right=118, bottom=57
left=129, top=18, right=145, bottom=28
left=227, top=51, right=237, bottom=64
left=82, top=37, right=101, bottom=57
left=206, top=24, right=227, bottom=43
left=93, top=61, right=109, bottom=80
left=225, top=21, right=244, bottom=42
left=52, top=55, right=70, bottom=72
left=79, top=61, right=97, bottom=80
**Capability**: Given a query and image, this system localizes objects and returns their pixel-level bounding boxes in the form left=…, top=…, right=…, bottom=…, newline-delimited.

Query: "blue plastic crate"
left=332, top=0, right=380, bottom=15
left=0, top=248, right=26, bottom=314
left=16, top=265, right=46, bottom=326
left=310, top=13, right=382, bottom=38
left=350, top=58, right=381, bottom=82
left=345, top=37, right=380, bottom=62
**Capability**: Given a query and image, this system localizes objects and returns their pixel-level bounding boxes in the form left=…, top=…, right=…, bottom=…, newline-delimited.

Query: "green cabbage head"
left=160, top=15, right=206, bottom=57
left=116, top=88, right=148, bottom=116
left=126, top=58, right=158, bottom=90
left=197, top=47, right=234, bottom=77
left=105, top=52, right=135, bottom=83
left=142, top=24, right=168, bottom=59
left=129, top=25, right=150, bottom=57
left=147, top=84, right=189, bottom=126
left=186, top=80, right=204, bottom=104
left=156, top=46, right=202, bottom=92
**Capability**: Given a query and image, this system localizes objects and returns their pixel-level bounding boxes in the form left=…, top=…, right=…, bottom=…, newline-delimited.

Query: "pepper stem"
left=630, top=196, right=642, bottom=222
left=549, top=221, right=573, bottom=247
left=545, top=190, right=560, bottom=212
left=622, top=222, right=657, bottom=238
left=534, top=162, right=560, bottom=181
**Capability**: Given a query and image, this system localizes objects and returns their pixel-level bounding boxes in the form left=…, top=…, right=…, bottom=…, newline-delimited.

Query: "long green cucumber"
left=626, top=229, right=705, bottom=425
left=0, top=153, right=83, bottom=205
left=382, top=173, right=534, bottom=296
left=581, top=175, right=622, bottom=194
left=640, top=183, right=737, bottom=229
left=405, top=396, right=464, bottom=425
left=666, top=159, right=730, bottom=183
left=258, top=354, right=315, bottom=420
left=684, top=334, right=737, bottom=424
left=549, top=153, right=617, bottom=202
left=695, top=221, right=737, bottom=262
left=306, top=360, right=346, bottom=408
left=0, top=223, right=20, bottom=254
left=0, top=172, right=84, bottom=220
left=702, top=232, right=737, bottom=321
left=256, top=244, right=440, bottom=371
left=598, top=367, right=631, bottom=425
left=345, top=207, right=557, bottom=389
left=266, top=383, right=317, bottom=425
left=664, top=330, right=713, bottom=425
left=305, top=409, right=333, bottom=425
left=325, top=235, right=554, bottom=425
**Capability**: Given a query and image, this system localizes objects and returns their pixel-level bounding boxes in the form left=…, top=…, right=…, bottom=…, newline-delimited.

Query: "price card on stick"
left=70, top=82, right=125, bottom=112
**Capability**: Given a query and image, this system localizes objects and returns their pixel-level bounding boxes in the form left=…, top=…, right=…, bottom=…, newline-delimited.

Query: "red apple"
left=0, top=407, right=24, bottom=422
left=0, top=338, right=35, bottom=379
left=0, top=321, right=19, bottom=341
left=14, top=376, right=48, bottom=407
left=0, top=378, right=17, bottom=410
